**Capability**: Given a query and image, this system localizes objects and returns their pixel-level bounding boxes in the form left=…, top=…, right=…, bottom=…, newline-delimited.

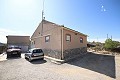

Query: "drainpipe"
left=61, top=27, right=64, bottom=60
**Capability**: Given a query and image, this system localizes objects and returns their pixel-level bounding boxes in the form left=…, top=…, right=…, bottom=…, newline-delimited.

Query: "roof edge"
left=62, top=26, right=87, bottom=37
left=43, top=20, right=88, bottom=37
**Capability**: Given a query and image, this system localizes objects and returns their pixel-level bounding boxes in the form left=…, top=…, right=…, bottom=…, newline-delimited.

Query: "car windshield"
left=28, top=49, right=32, bottom=53
left=8, top=47, right=20, bottom=49
left=33, top=49, right=43, bottom=53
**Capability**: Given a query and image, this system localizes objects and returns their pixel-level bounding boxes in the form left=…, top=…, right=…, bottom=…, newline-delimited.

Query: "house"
left=6, top=35, right=30, bottom=52
left=31, top=20, right=87, bottom=61
left=0, top=42, right=6, bottom=54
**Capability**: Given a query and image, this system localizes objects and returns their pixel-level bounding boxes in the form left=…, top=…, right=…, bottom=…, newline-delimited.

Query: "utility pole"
left=111, top=35, right=112, bottom=40
left=41, top=0, right=45, bottom=36
left=107, top=34, right=108, bottom=39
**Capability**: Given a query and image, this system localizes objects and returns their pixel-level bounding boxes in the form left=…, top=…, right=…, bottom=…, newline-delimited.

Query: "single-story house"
left=6, top=35, right=30, bottom=52
left=31, top=19, right=87, bottom=61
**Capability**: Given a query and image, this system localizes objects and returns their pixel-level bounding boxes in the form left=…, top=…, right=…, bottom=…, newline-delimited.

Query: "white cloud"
left=101, top=6, right=104, bottom=8
left=88, top=38, right=106, bottom=43
left=88, top=38, right=120, bottom=43
left=112, top=38, right=120, bottom=42
left=0, top=28, right=30, bottom=43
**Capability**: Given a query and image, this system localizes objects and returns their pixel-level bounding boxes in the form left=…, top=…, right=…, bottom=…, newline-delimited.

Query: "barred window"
left=66, top=34, right=71, bottom=42
left=80, top=37, right=83, bottom=43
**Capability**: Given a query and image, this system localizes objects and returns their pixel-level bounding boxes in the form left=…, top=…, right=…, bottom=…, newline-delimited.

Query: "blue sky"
left=0, top=0, right=120, bottom=43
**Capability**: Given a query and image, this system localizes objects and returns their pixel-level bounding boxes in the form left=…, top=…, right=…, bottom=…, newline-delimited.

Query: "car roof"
left=29, top=48, right=42, bottom=51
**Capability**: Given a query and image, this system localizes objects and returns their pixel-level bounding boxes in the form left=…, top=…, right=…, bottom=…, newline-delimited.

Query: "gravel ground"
left=0, top=53, right=119, bottom=80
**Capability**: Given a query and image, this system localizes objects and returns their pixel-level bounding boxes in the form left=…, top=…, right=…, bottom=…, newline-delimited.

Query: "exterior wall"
left=63, top=47, right=87, bottom=60
left=31, top=20, right=62, bottom=59
left=63, top=29, right=87, bottom=50
left=7, top=36, right=30, bottom=45
left=0, top=43, right=6, bottom=54
left=63, top=29, right=87, bottom=60
left=31, top=20, right=87, bottom=60
left=0, top=46, right=6, bottom=54
left=6, top=36, right=30, bottom=52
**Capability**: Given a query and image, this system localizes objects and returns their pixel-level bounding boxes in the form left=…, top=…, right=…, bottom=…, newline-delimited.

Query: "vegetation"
left=104, top=38, right=120, bottom=51
left=87, top=41, right=105, bottom=51
left=88, top=39, right=120, bottom=53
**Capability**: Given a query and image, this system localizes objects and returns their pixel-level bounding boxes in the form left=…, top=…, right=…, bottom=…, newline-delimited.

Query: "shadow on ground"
left=67, top=52, right=116, bottom=78
left=30, top=59, right=47, bottom=64
left=7, top=55, right=21, bottom=60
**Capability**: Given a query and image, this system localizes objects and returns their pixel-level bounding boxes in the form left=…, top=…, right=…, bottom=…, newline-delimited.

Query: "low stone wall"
left=43, top=49, right=62, bottom=59
left=63, top=47, right=87, bottom=60
left=43, top=47, right=87, bottom=61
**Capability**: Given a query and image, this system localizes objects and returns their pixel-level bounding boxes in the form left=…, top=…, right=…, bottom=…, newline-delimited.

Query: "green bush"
left=104, top=38, right=120, bottom=50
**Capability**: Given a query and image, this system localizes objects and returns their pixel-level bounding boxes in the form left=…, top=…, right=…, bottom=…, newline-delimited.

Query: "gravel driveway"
left=0, top=52, right=120, bottom=80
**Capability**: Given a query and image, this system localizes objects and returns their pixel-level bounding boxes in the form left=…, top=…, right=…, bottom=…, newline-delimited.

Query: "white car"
left=6, top=46, right=21, bottom=58
left=25, top=48, right=44, bottom=62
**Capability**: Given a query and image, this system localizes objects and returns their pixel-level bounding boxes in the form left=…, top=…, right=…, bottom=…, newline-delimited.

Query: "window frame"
left=66, top=34, right=71, bottom=42
left=45, top=35, right=50, bottom=42
left=32, top=49, right=43, bottom=53
left=80, top=37, right=83, bottom=43
left=34, top=41, right=35, bottom=44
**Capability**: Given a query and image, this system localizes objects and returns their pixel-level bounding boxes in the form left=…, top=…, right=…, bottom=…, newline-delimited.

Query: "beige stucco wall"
left=31, top=20, right=87, bottom=51
left=7, top=36, right=30, bottom=45
left=31, top=20, right=62, bottom=51
left=31, top=20, right=87, bottom=59
left=63, top=29, right=87, bottom=51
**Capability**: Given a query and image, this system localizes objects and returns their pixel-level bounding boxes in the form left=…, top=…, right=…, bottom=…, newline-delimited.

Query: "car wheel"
left=19, top=54, right=21, bottom=57
left=28, top=57, right=32, bottom=62
left=7, top=55, right=9, bottom=58
left=41, top=58, right=44, bottom=60
left=7, top=54, right=10, bottom=58
left=25, top=57, right=27, bottom=59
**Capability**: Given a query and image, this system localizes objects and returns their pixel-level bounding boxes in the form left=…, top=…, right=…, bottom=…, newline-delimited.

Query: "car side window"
left=39, top=49, right=43, bottom=53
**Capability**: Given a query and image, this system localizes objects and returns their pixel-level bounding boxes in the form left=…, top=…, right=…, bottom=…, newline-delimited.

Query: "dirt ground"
left=0, top=52, right=120, bottom=80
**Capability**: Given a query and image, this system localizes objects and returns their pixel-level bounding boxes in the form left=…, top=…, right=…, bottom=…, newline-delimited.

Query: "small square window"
left=80, top=37, right=83, bottom=43
left=45, top=35, right=50, bottom=42
left=66, top=34, right=71, bottom=42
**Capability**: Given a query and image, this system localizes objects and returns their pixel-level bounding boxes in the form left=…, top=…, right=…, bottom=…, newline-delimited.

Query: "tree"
left=104, top=38, right=120, bottom=50
left=112, top=41, right=120, bottom=48
left=104, top=39, right=113, bottom=49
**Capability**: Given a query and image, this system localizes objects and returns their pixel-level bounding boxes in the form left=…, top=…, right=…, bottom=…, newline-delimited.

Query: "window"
left=31, top=42, right=33, bottom=45
left=80, top=37, right=83, bottom=43
left=34, top=41, right=35, bottom=44
left=33, top=49, right=43, bottom=53
left=45, top=35, right=50, bottom=42
left=66, top=34, right=71, bottom=42
left=31, top=40, right=33, bottom=45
